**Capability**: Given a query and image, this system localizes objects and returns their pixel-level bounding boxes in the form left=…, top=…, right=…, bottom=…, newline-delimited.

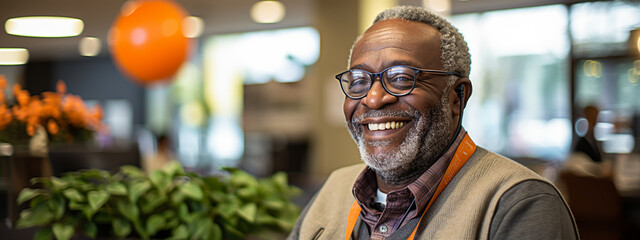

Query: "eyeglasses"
left=335, top=65, right=460, bottom=99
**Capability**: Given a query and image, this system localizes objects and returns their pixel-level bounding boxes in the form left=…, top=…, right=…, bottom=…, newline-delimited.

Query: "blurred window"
left=571, top=1, right=640, bottom=57
left=451, top=5, right=572, bottom=160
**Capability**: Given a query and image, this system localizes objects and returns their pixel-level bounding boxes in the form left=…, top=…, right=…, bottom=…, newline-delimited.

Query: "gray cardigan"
left=288, top=147, right=578, bottom=239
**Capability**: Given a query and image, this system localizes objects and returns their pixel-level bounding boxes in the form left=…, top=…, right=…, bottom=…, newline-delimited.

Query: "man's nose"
left=361, top=81, right=398, bottom=109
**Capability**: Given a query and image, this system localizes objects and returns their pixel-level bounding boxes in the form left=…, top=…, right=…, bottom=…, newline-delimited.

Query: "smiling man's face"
left=344, top=19, right=455, bottom=185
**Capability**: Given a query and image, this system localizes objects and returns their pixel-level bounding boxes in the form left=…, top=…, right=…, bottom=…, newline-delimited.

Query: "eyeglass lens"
left=339, top=66, right=416, bottom=98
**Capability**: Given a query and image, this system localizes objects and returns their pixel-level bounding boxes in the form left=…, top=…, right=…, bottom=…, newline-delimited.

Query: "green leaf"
left=177, top=203, right=191, bottom=222
left=218, top=203, right=237, bottom=220
left=271, top=171, right=288, bottom=189
left=51, top=177, right=69, bottom=190
left=68, top=201, right=85, bottom=210
left=17, top=188, right=44, bottom=204
left=263, top=199, right=285, bottom=211
left=211, top=223, right=223, bottom=240
left=237, top=203, right=257, bottom=223
left=82, top=207, right=96, bottom=220
left=52, top=223, right=74, bottom=240
left=48, top=195, right=66, bottom=220
left=145, top=214, right=166, bottom=236
left=117, top=200, right=139, bottom=223
left=128, top=180, right=151, bottom=202
left=162, top=210, right=178, bottom=228
left=112, top=218, right=132, bottom=238
left=87, top=190, right=110, bottom=211
left=161, top=161, right=184, bottom=176
left=16, top=203, right=54, bottom=228
left=170, top=224, right=189, bottom=239
left=133, top=221, right=148, bottom=239
left=179, top=181, right=203, bottom=200
left=82, top=222, right=97, bottom=238
left=105, top=182, right=127, bottom=196
left=34, top=227, right=53, bottom=240
left=230, top=171, right=258, bottom=188
left=62, top=188, right=85, bottom=202
left=170, top=190, right=186, bottom=205
left=141, top=190, right=167, bottom=214
left=256, top=214, right=279, bottom=226
left=120, top=165, right=146, bottom=178
left=222, top=223, right=245, bottom=239
left=150, top=171, right=171, bottom=193
left=236, top=186, right=257, bottom=200
left=190, top=217, right=214, bottom=240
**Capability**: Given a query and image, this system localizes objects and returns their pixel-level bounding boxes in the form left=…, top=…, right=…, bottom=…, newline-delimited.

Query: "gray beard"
left=347, top=96, right=453, bottom=185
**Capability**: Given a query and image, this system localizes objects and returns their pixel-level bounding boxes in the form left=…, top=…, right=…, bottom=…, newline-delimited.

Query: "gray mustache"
left=350, top=109, right=420, bottom=125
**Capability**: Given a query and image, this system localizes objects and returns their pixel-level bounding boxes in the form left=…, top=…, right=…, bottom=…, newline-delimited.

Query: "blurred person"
left=564, top=105, right=611, bottom=177
left=142, top=134, right=175, bottom=174
left=288, top=6, right=578, bottom=239
left=574, top=105, right=603, bottom=162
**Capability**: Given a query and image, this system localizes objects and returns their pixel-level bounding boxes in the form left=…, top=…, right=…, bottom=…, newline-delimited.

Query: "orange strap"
left=345, top=134, right=476, bottom=240
left=345, top=200, right=362, bottom=239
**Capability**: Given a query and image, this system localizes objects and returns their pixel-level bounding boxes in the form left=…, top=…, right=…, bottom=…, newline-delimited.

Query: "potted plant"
left=16, top=161, right=301, bottom=240
left=0, top=75, right=109, bottom=223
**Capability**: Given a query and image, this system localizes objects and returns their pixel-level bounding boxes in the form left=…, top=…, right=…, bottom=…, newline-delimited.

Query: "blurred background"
left=1, top=0, right=640, bottom=239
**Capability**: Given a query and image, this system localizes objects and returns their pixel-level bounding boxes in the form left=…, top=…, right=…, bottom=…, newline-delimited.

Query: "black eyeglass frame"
left=335, top=65, right=461, bottom=99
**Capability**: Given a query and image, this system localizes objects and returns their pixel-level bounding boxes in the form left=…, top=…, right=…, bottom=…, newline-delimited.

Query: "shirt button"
left=379, top=224, right=388, bottom=233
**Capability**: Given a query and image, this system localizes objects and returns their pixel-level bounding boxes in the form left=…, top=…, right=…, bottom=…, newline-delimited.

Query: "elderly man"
left=289, top=6, right=578, bottom=240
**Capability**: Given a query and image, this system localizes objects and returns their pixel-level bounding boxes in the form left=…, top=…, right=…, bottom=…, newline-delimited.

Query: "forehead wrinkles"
left=351, top=20, right=443, bottom=69
left=355, top=27, right=420, bottom=53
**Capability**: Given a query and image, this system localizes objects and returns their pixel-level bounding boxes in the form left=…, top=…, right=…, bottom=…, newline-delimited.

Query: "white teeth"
left=368, top=121, right=405, bottom=131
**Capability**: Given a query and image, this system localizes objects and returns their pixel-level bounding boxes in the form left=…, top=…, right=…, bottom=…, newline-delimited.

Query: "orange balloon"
left=109, top=0, right=192, bottom=85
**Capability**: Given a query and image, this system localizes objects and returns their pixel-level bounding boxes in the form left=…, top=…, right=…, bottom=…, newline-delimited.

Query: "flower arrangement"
left=0, top=75, right=106, bottom=145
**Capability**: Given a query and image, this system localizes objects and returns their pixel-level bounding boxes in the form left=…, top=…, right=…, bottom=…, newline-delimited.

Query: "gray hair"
left=349, top=6, right=471, bottom=81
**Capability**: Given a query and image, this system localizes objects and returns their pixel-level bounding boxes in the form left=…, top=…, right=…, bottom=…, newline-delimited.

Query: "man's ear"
left=451, top=78, right=472, bottom=116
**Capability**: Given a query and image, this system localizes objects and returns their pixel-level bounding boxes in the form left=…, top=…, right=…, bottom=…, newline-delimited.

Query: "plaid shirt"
left=352, top=129, right=467, bottom=239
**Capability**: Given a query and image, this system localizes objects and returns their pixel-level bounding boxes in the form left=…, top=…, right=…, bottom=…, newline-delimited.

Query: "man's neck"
left=376, top=174, right=413, bottom=193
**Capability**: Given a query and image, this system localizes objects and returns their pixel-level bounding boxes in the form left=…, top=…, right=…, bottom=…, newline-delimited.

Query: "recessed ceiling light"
left=0, top=48, right=29, bottom=65
left=250, top=1, right=286, bottom=24
left=79, top=37, right=101, bottom=57
left=5, top=16, right=84, bottom=37
left=183, top=16, right=204, bottom=38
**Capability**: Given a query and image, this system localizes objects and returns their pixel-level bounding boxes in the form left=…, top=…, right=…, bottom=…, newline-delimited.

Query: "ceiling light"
left=250, top=1, right=286, bottom=24
left=79, top=37, right=101, bottom=57
left=5, top=16, right=84, bottom=37
left=182, top=16, right=204, bottom=38
left=0, top=48, right=29, bottom=65
left=423, top=0, right=451, bottom=15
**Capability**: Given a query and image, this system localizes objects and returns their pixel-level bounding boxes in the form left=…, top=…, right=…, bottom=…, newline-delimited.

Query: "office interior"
left=1, top=0, right=639, bottom=239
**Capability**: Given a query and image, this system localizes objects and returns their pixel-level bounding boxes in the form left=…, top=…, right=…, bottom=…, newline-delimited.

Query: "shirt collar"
left=352, top=128, right=468, bottom=219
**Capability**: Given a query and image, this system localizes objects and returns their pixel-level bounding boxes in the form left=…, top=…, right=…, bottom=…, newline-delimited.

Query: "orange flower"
left=0, top=104, right=12, bottom=130
left=47, top=119, right=59, bottom=135
left=2, top=80, right=107, bottom=143
left=56, top=80, right=67, bottom=94
left=0, top=75, right=7, bottom=89
left=12, top=105, right=27, bottom=122
left=15, top=89, right=30, bottom=106
left=42, top=92, right=62, bottom=119
left=26, top=123, right=35, bottom=136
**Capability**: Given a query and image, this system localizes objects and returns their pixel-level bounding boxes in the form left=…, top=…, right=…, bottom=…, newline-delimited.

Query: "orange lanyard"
left=345, top=134, right=476, bottom=240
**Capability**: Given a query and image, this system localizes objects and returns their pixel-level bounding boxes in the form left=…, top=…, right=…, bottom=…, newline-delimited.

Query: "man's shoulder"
left=471, top=147, right=542, bottom=178
left=330, top=163, right=367, bottom=177
left=321, top=163, right=367, bottom=190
